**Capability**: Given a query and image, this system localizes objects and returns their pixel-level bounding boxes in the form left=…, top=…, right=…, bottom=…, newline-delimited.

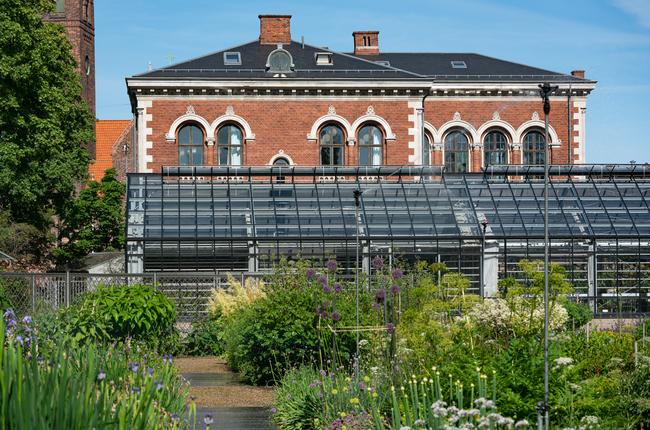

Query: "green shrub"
left=62, top=284, right=176, bottom=344
left=0, top=285, right=12, bottom=312
left=273, top=366, right=322, bottom=430
left=564, top=301, right=593, bottom=329
left=181, top=318, right=224, bottom=356
left=224, top=274, right=375, bottom=385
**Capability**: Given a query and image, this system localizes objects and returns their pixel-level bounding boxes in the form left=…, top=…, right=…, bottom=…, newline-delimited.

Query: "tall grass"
left=0, top=312, right=190, bottom=429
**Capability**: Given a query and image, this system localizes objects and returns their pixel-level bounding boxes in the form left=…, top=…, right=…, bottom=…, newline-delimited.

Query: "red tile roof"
left=90, top=120, right=132, bottom=181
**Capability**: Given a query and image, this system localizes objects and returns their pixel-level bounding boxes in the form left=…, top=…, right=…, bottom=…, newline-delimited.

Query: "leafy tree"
left=53, top=168, right=125, bottom=265
left=0, top=0, right=94, bottom=227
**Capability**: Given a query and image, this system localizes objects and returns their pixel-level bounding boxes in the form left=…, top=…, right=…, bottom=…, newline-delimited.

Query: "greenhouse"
left=126, top=164, right=650, bottom=315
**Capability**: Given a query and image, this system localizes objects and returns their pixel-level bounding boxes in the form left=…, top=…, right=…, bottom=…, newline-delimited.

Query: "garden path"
left=176, top=357, right=276, bottom=430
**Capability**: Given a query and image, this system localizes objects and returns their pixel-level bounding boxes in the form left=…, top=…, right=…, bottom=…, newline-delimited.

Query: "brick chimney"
left=353, top=31, right=379, bottom=56
left=571, top=70, right=585, bottom=79
left=259, top=15, right=292, bottom=45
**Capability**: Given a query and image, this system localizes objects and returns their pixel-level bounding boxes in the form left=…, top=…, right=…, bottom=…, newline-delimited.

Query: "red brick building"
left=90, top=120, right=134, bottom=182
left=126, top=15, right=595, bottom=174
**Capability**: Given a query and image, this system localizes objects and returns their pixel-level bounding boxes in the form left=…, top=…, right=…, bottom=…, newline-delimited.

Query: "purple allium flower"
left=327, top=260, right=338, bottom=273
left=390, top=284, right=401, bottom=295
left=316, top=305, right=327, bottom=318
left=155, top=380, right=163, bottom=390
left=375, top=288, right=386, bottom=303
left=319, top=369, right=327, bottom=377
left=37, top=355, right=44, bottom=363
left=358, top=382, right=366, bottom=391
left=392, top=268, right=404, bottom=280
left=203, top=414, right=214, bottom=425
left=97, top=369, right=106, bottom=381
left=270, top=407, right=277, bottom=414
left=317, top=275, right=327, bottom=286
left=323, top=284, right=333, bottom=293
left=306, top=268, right=316, bottom=280
left=22, top=315, right=32, bottom=325
left=333, top=283, right=343, bottom=293
left=331, top=311, right=341, bottom=322
left=131, top=386, right=141, bottom=394
left=386, top=323, right=395, bottom=334
left=129, top=362, right=139, bottom=373
left=371, top=256, right=384, bottom=270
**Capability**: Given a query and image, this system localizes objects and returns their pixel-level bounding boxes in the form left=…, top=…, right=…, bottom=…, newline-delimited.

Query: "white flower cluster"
left=468, top=297, right=568, bottom=337
left=562, top=415, right=600, bottom=430
left=553, top=356, right=574, bottom=370
left=426, top=398, right=528, bottom=429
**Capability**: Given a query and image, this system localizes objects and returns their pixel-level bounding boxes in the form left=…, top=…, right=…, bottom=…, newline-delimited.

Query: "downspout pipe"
left=420, top=86, right=433, bottom=165
left=567, top=84, right=572, bottom=165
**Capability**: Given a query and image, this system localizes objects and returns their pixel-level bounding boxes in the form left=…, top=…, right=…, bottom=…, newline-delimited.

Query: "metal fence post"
left=153, top=272, right=158, bottom=287
left=65, top=271, right=71, bottom=307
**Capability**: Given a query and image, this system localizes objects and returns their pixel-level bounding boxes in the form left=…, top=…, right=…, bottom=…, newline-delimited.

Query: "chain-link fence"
left=0, top=272, right=267, bottom=333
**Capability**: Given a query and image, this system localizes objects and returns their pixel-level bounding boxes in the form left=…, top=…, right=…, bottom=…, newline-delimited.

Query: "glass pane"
left=178, top=126, right=190, bottom=145
left=231, top=126, right=242, bottom=145
left=231, top=146, right=241, bottom=166
left=192, top=147, right=203, bottom=165
left=333, top=147, right=343, bottom=165
left=359, top=147, right=369, bottom=165
left=321, top=147, right=331, bottom=165
left=372, top=146, right=382, bottom=166
left=179, top=147, right=190, bottom=165
left=190, top=125, right=203, bottom=145
left=219, top=147, right=229, bottom=165
left=269, top=50, right=291, bottom=71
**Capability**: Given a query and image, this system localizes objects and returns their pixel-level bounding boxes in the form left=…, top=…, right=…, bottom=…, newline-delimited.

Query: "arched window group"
left=176, top=119, right=547, bottom=169
left=177, top=123, right=244, bottom=166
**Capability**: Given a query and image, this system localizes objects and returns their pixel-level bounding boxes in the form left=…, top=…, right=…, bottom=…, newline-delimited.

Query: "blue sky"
left=95, top=0, right=650, bottom=163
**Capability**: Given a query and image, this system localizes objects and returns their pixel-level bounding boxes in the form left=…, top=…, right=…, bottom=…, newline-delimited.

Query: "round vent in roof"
left=267, top=48, right=294, bottom=73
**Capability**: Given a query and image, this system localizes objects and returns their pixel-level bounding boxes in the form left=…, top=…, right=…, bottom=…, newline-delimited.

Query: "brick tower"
left=44, top=0, right=96, bottom=157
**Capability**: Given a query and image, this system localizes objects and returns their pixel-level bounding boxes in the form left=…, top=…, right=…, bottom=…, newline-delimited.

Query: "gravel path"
left=176, top=357, right=276, bottom=429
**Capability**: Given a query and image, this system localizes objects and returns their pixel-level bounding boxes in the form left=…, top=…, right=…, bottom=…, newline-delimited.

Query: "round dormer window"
left=267, top=49, right=293, bottom=73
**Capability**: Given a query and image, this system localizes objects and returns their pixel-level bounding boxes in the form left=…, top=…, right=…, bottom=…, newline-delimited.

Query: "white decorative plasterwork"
left=472, top=142, right=483, bottom=150
left=268, top=151, right=295, bottom=166
left=307, top=110, right=354, bottom=143
left=492, top=111, right=500, bottom=121
left=510, top=142, right=522, bottom=151
left=532, top=111, right=540, bottom=121
left=515, top=120, right=561, bottom=147
left=424, top=122, right=440, bottom=145
left=437, top=118, right=479, bottom=144
left=206, top=137, right=215, bottom=146
left=476, top=120, right=516, bottom=144
left=453, top=112, right=462, bottom=121
left=432, top=143, right=444, bottom=151
left=350, top=111, right=397, bottom=141
left=210, top=112, right=255, bottom=142
left=366, top=106, right=375, bottom=115
left=166, top=111, right=211, bottom=143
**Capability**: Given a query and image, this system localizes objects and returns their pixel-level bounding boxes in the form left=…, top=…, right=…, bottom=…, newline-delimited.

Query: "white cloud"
left=614, top=0, right=650, bottom=28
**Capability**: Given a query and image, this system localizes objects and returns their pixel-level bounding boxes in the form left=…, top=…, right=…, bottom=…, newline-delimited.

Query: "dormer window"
left=223, top=52, right=241, bottom=65
left=315, top=52, right=333, bottom=66
left=451, top=60, right=467, bottom=69
left=266, top=46, right=294, bottom=75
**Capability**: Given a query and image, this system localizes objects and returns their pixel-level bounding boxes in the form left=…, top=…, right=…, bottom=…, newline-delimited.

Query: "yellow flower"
left=342, top=426, right=347, bottom=430
left=345, top=377, right=351, bottom=383
left=350, top=397, right=360, bottom=405
left=363, top=375, right=370, bottom=383
left=339, top=412, right=347, bottom=418
left=372, top=392, right=378, bottom=398
left=331, top=389, right=338, bottom=395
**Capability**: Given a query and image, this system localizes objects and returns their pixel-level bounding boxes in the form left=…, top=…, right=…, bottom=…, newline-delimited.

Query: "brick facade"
left=43, top=0, right=96, bottom=158
left=127, top=15, right=593, bottom=173
left=90, top=120, right=134, bottom=181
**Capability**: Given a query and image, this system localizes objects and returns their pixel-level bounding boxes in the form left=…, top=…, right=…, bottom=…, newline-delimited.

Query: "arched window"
left=523, top=130, right=546, bottom=165
left=273, top=157, right=290, bottom=183
left=217, top=124, right=243, bottom=166
left=444, top=130, right=469, bottom=173
left=483, top=130, right=508, bottom=166
left=358, top=124, right=383, bottom=166
left=178, top=124, right=204, bottom=166
left=319, top=124, right=345, bottom=165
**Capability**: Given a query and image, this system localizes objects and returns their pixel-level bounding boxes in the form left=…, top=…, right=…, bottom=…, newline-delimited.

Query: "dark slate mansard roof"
left=133, top=40, right=592, bottom=83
